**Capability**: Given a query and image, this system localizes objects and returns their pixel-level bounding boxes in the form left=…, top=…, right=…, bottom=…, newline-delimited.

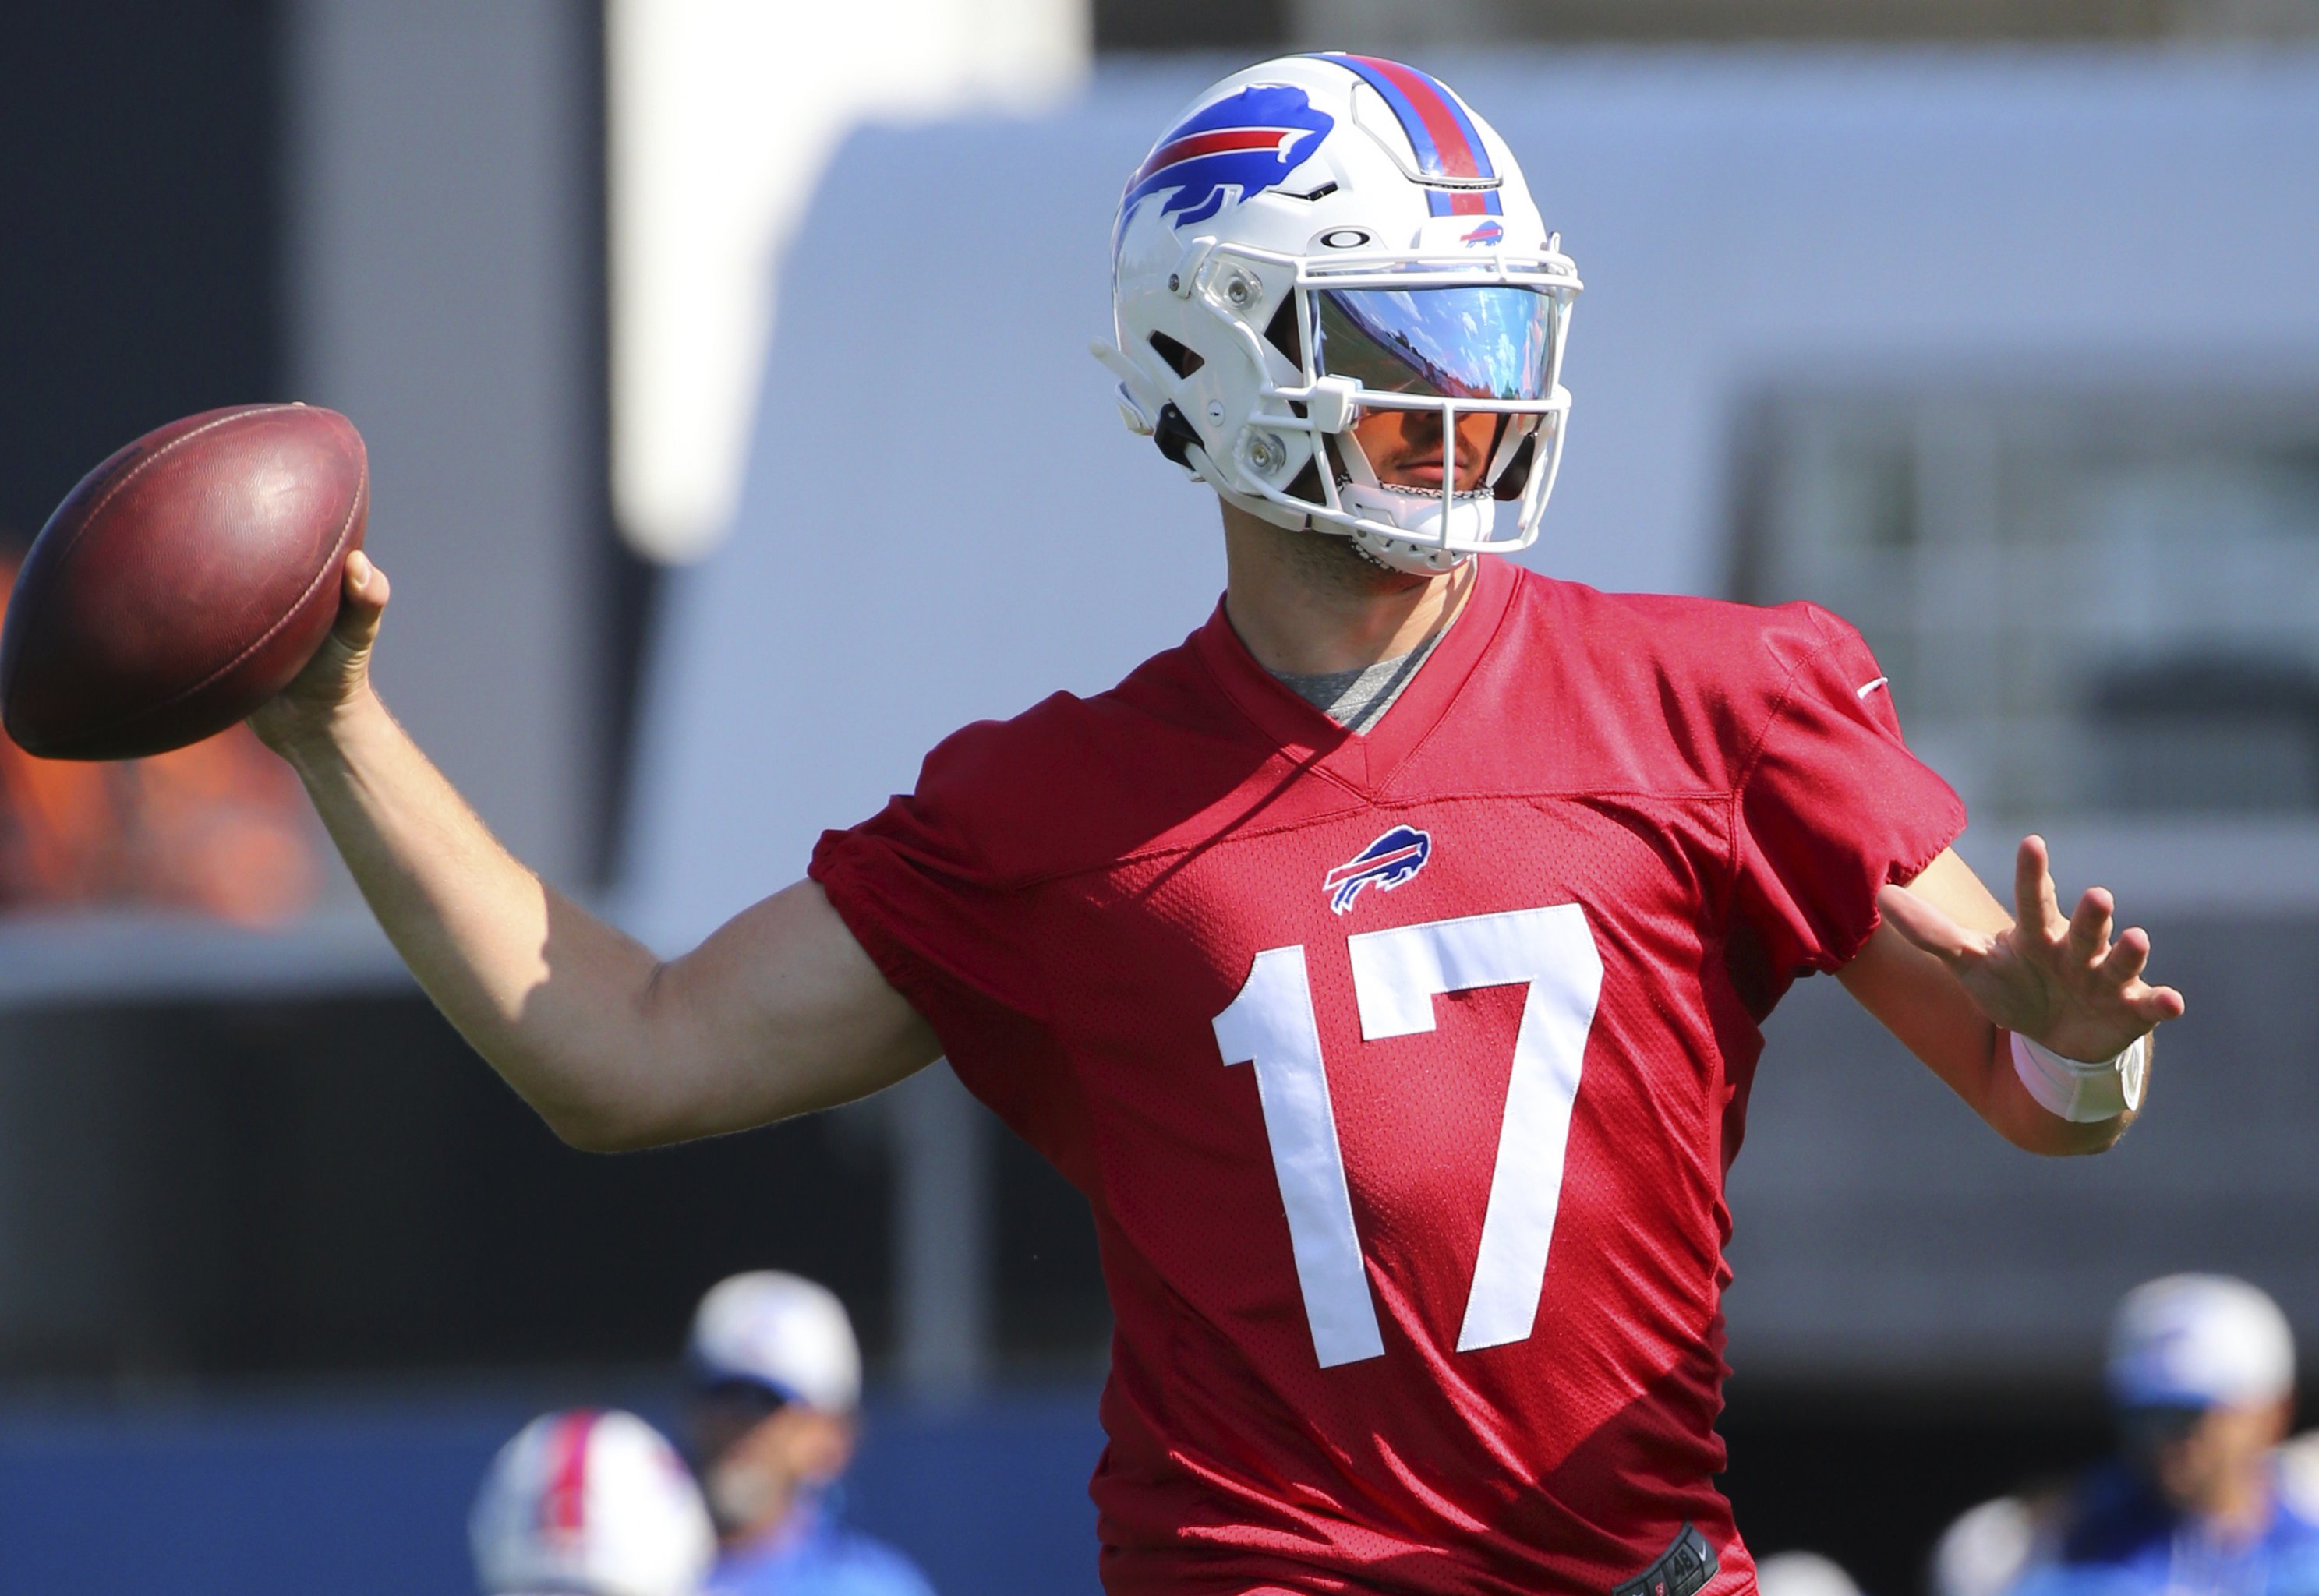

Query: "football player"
left=253, top=54, right=2183, bottom=1596
left=681, top=1271, right=935, bottom=1596
left=1932, top=1276, right=2319, bottom=1596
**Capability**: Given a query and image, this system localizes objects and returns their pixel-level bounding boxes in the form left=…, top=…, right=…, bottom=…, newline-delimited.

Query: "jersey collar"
left=1193, top=552, right=1519, bottom=796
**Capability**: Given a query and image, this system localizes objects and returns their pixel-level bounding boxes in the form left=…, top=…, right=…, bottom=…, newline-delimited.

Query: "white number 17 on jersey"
left=1211, top=905, right=1603, bottom=1368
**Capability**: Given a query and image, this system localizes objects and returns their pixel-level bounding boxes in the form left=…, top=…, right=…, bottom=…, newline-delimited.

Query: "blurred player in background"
left=1752, top=1551, right=1865, bottom=1596
left=684, top=1272, right=933, bottom=1596
left=252, top=52, right=2184, bottom=1596
left=471, top=1407, right=716, bottom=1596
left=1932, top=1276, right=2319, bottom=1596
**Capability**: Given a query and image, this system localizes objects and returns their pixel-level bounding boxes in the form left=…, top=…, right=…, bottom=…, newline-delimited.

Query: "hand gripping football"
left=0, top=404, right=369, bottom=760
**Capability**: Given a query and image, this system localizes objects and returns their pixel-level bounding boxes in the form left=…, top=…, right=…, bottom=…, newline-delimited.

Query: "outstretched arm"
left=253, top=555, right=941, bottom=1152
left=1836, top=839, right=2184, bottom=1156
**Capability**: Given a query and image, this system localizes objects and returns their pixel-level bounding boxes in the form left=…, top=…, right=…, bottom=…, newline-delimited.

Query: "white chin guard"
left=1339, top=483, right=1492, bottom=574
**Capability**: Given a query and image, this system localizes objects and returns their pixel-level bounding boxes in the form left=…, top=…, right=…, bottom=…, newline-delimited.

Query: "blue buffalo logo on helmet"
left=1120, top=84, right=1334, bottom=238
left=1324, top=825, right=1433, bottom=915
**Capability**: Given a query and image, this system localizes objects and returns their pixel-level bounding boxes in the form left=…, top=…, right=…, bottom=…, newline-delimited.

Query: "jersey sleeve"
left=1732, top=606, right=1967, bottom=976
left=808, top=724, right=1048, bottom=1066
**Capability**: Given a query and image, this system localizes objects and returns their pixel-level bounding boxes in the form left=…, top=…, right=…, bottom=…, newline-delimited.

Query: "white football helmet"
left=1098, top=54, right=1582, bottom=575
left=469, top=1409, right=717, bottom=1596
left=687, top=1270, right=861, bottom=1412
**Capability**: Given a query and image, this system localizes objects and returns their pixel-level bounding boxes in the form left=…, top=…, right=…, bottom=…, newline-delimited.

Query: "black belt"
left=1611, top=1524, right=1719, bottom=1596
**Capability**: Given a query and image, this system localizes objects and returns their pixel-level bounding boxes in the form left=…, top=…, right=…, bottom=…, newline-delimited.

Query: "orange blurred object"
left=0, top=547, right=319, bottom=924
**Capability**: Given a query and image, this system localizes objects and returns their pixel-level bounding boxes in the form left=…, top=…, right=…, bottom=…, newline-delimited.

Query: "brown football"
left=0, top=404, right=368, bottom=761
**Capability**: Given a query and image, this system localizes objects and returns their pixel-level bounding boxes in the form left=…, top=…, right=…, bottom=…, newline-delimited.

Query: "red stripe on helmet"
left=1346, top=55, right=1484, bottom=181
left=1134, top=127, right=1302, bottom=185
left=542, top=1411, right=600, bottom=1534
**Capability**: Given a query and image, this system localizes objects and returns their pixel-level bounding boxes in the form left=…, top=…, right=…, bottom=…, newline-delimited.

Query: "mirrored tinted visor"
left=1311, top=285, right=1555, bottom=402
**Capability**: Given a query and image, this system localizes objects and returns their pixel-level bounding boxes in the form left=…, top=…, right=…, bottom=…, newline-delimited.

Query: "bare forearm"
left=249, top=553, right=938, bottom=1148
left=279, top=687, right=666, bottom=1142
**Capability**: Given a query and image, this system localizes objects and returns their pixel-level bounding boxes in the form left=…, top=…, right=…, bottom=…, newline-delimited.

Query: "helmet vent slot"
left=1147, top=331, right=1204, bottom=380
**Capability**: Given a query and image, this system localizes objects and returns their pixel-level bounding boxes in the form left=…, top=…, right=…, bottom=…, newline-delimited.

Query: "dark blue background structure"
left=0, top=1390, right=1105, bottom=1595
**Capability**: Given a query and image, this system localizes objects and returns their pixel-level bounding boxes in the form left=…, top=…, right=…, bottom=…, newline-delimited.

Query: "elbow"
left=542, top=1107, right=664, bottom=1155
left=536, top=963, right=702, bottom=1153
left=532, top=1082, right=695, bottom=1154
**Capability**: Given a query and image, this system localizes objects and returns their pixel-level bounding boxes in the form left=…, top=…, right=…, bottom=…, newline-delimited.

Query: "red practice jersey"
left=811, top=556, right=1964, bottom=1596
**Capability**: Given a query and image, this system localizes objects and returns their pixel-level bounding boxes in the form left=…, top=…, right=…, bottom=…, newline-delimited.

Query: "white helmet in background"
left=2106, top=1274, right=2296, bottom=1411
left=1098, top=53, right=1582, bottom=575
left=470, top=1409, right=716, bottom=1596
left=1754, top=1551, right=1864, bottom=1596
left=1931, top=1495, right=2050, bottom=1596
left=686, top=1270, right=862, bottom=1412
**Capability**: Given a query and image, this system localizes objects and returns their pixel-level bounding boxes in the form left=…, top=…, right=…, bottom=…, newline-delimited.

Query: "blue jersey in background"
left=2013, top=1460, right=2319, bottom=1596
left=706, top=1499, right=937, bottom=1596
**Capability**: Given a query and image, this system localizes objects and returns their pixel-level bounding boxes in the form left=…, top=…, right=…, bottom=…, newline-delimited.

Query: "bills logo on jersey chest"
left=1324, top=824, right=1432, bottom=914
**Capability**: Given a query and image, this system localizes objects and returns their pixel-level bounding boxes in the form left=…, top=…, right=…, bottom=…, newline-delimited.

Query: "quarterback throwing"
left=252, top=55, right=2183, bottom=1596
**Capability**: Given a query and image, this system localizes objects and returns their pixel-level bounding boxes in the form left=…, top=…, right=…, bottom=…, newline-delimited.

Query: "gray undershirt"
left=1271, top=627, right=1445, bottom=733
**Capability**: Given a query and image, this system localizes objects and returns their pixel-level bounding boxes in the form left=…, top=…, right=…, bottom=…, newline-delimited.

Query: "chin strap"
left=1337, top=481, right=1489, bottom=574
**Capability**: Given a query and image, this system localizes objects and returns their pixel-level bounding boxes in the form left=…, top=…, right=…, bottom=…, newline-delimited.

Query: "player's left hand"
left=1875, top=835, right=2185, bottom=1061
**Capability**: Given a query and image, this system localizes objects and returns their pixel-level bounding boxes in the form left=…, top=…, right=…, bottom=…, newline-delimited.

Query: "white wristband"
left=2010, top=1031, right=2148, bottom=1123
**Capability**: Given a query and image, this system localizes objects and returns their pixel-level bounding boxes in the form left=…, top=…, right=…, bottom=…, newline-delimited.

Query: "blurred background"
left=6, top=1, right=2319, bottom=1591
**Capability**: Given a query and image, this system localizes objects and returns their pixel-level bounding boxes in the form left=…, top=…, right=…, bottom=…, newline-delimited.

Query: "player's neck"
left=2192, top=1460, right=2275, bottom=1541
left=1218, top=501, right=1475, bottom=676
left=723, top=1485, right=812, bottom=1555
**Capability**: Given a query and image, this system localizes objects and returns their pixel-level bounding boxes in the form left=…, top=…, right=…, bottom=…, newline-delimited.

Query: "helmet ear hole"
left=1147, top=331, right=1204, bottom=379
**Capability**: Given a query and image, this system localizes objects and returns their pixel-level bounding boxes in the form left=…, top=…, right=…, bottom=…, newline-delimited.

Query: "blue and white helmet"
left=1098, top=55, right=1582, bottom=575
left=469, top=1409, right=716, bottom=1596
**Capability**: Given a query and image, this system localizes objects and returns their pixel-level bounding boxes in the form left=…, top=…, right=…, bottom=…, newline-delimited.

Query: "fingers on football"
left=2013, top=835, right=2066, bottom=948
left=335, top=552, right=388, bottom=647
left=1875, top=881, right=1988, bottom=965
left=345, top=550, right=387, bottom=609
